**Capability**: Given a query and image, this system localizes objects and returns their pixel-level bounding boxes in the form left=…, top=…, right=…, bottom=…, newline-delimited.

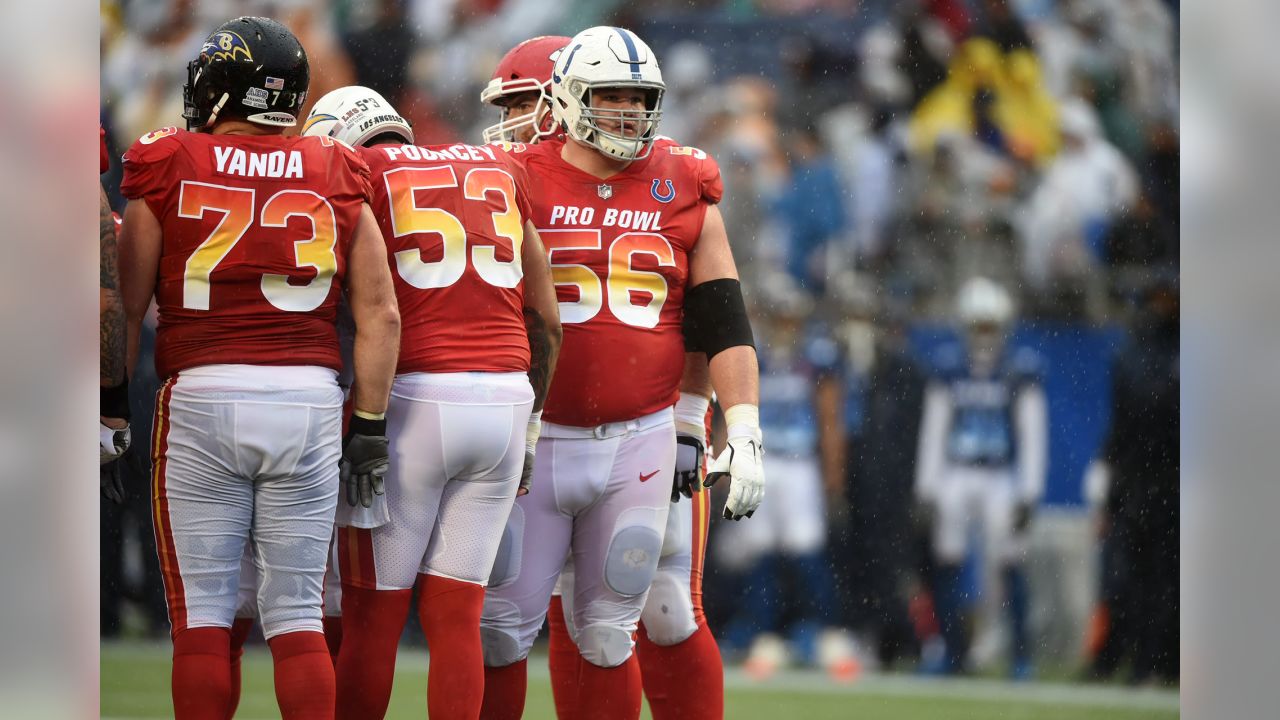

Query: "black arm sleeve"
left=683, top=278, right=755, bottom=359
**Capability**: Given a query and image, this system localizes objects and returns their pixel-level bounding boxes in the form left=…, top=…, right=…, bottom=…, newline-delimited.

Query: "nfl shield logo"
left=597, top=184, right=613, bottom=200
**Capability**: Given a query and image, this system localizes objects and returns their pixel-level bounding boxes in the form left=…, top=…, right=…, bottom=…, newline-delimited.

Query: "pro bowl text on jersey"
left=546, top=205, right=666, bottom=233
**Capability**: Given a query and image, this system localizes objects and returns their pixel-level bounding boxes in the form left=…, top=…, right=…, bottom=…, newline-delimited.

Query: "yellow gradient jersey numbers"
left=178, top=182, right=254, bottom=311
left=177, top=181, right=339, bottom=312
left=540, top=229, right=604, bottom=324
left=259, top=190, right=338, bottom=312
left=607, top=232, right=674, bottom=329
left=384, top=165, right=525, bottom=289
left=540, top=229, right=674, bottom=328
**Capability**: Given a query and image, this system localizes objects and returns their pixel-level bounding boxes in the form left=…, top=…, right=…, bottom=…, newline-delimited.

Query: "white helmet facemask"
left=481, top=79, right=555, bottom=144
left=550, top=27, right=665, bottom=162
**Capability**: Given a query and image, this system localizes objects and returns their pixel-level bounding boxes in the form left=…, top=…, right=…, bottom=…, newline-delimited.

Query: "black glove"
left=341, top=415, right=389, bottom=508
left=1014, top=501, right=1034, bottom=534
left=101, top=444, right=145, bottom=505
left=672, top=433, right=705, bottom=502
left=519, top=450, right=535, bottom=497
left=101, top=461, right=126, bottom=504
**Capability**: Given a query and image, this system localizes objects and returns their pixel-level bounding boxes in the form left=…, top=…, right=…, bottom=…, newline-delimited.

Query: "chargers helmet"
left=183, top=17, right=309, bottom=131
left=302, top=86, right=413, bottom=147
left=549, top=27, right=664, bottom=161
left=481, top=35, right=570, bottom=144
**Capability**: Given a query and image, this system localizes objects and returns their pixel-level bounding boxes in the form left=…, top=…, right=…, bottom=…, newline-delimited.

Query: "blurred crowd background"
left=100, top=0, right=1179, bottom=686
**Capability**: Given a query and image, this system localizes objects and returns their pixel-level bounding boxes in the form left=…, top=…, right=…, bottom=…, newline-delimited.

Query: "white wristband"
left=723, top=403, right=761, bottom=442
left=674, top=393, right=710, bottom=437
left=526, top=410, right=542, bottom=452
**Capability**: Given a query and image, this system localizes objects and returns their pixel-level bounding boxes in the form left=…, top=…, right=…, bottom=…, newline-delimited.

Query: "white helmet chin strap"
left=584, top=126, right=651, bottom=161
left=204, top=93, right=230, bottom=130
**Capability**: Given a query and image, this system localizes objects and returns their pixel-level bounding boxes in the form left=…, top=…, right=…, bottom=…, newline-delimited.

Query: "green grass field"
left=102, top=641, right=1178, bottom=719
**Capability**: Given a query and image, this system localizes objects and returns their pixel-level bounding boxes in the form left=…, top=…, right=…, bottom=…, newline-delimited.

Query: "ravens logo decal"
left=201, top=31, right=253, bottom=63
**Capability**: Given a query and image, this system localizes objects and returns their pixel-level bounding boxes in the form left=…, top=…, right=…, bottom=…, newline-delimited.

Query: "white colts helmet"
left=550, top=26, right=665, bottom=161
left=301, top=86, right=413, bottom=148
left=957, top=276, right=1014, bottom=327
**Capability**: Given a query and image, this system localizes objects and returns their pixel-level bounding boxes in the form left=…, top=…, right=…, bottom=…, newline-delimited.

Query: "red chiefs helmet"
left=480, top=35, right=570, bottom=144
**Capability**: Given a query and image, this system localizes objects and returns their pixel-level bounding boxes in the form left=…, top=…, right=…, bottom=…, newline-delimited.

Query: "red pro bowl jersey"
left=361, top=142, right=535, bottom=375
left=121, top=127, right=373, bottom=379
left=505, top=136, right=723, bottom=427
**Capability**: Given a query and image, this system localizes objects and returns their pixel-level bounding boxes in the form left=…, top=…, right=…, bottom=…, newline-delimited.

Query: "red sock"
left=334, top=584, right=412, bottom=720
left=637, top=622, right=724, bottom=720
left=268, top=630, right=334, bottom=719
left=226, top=617, right=255, bottom=720
left=575, top=654, right=642, bottom=720
left=418, top=574, right=486, bottom=720
left=323, top=615, right=344, bottom=666
left=172, top=626, right=233, bottom=720
left=480, top=658, right=528, bottom=720
left=547, top=595, right=582, bottom=720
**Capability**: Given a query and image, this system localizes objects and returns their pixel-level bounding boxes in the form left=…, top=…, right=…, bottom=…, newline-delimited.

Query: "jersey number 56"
left=538, top=229, right=675, bottom=329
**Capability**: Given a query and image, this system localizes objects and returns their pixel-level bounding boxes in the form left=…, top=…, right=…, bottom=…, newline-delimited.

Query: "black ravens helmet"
left=183, top=17, right=310, bottom=132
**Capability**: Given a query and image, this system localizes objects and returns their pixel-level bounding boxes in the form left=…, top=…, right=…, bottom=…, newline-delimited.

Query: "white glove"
left=704, top=404, right=764, bottom=520
left=100, top=420, right=131, bottom=466
left=520, top=411, right=542, bottom=496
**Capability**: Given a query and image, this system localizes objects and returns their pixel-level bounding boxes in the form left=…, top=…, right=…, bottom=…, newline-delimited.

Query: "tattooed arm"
left=100, top=185, right=126, bottom=389
left=520, top=221, right=561, bottom=411
left=515, top=222, right=561, bottom=496
left=99, top=186, right=130, bottom=475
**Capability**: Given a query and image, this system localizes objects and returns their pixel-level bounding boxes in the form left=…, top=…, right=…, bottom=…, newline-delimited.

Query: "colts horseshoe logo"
left=651, top=179, right=675, bottom=203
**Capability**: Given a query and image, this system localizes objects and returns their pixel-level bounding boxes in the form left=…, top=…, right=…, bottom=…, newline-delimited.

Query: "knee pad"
left=604, top=522, right=663, bottom=597
left=576, top=623, right=635, bottom=668
left=480, top=625, right=526, bottom=667
left=640, top=570, right=698, bottom=646
left=488, top=506, right=524, bottom=588
left=481, top=596, right=531, bottom=667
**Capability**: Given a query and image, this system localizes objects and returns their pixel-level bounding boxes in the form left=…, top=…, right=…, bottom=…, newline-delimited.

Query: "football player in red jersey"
left=116, top=18, right=400, bottom=720
left=480, top=35, right=571, bottom=145
left=478, top=27, right=765, bottom=720
left=480, top=35, right=730, bottom=720
left=301, top=85, right=562, bottom=720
